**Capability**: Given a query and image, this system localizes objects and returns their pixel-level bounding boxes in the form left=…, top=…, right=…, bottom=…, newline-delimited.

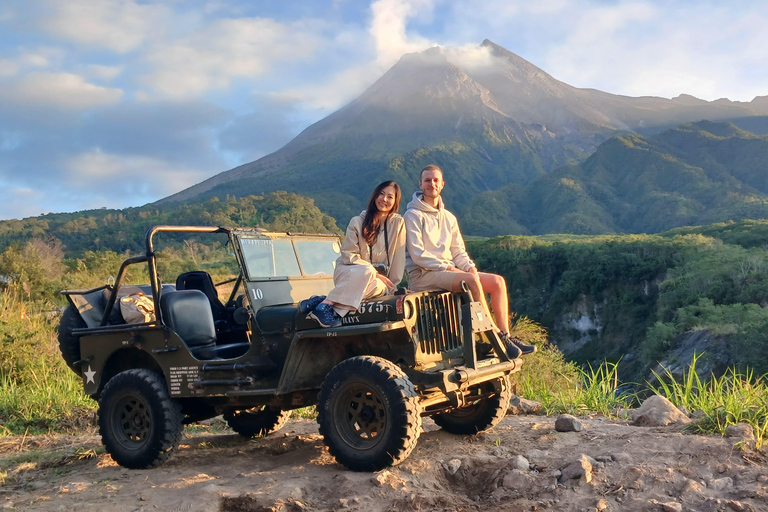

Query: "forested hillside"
left=463, top=121, right=768, bottom=235
left=469, top=219, right=768, bottom=382
left=0, top=192, right=340, bottom=257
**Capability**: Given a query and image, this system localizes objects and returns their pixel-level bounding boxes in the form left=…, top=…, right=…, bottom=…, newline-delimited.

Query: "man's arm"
left=448, top=214, right=476, bottom=272
left=404, top=211, right=448, bottom=271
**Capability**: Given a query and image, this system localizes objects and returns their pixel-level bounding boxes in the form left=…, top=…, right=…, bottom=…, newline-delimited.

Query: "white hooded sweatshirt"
left=404, top=191, right=476, bottom=274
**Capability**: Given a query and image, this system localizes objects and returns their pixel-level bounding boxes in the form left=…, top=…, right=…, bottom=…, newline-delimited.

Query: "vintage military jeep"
left=59, top=226, right=523, bottom=472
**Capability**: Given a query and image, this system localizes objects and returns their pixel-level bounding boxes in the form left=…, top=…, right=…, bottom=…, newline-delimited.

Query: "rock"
left=727, top=500, right=752, bottom=512
left=508, top=396, right=542, bottom=415
left=501, top=470, right=534, bottom=492
left=526, top=449, right=548, bottom=460
left=595, top=455, right=613, bottom=463
left=371, top=470, right=405, bottom=489
left=555, top=414, right=583, bottom=432
left=630, top=395, right=691, bottom=427
left=709, top=477, right=733, bottom=491
left=725, top=423, right=755, bottom=440
left=491, top=446, right=509, bottom=457
left=595, top=498, right=609, bottom=511
left=558, top=455, right=593, bottom=484
left=680, top=478, right=705, bottom=494
left=444, top=459, right=462, bottom=475
left=691, top=409, right=706, bottom=422
left=510, top=455, right=530, bottom=471
left=662, top=502, right=682, bottom=512
left=581, top=454, right=599, bottom=467
left=612, top=452, right=633, bottom=463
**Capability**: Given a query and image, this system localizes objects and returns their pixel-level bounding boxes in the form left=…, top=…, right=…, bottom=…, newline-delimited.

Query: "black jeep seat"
left=160, top=290, right=250, bottom=360
left=176, top=271, right=229, bottom=325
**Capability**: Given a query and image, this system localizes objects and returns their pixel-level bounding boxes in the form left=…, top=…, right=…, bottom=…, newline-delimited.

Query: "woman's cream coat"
left=326, top=212, right=405, bottom=310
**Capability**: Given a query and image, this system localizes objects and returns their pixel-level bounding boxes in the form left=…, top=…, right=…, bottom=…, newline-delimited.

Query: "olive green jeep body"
left=60, top=226, right=522, bottom=471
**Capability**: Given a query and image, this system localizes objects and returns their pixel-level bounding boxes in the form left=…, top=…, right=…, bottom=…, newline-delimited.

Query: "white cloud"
left=543, top=3, right=768, bottom=101
left=0, top=72, right=123, bottom=109
left=86, top=64, right=122, bottom=81
left=0, top=59, right=19, bottom=77
left=369, top=0, right=435, bottom=67
left=40, top=0, right=169, bottom=53
left=273, top=0, right=441, bottom=112
left=141, top=17, right=320, bottom=98
left=0, top=184, right=50, bottom=220
left=64, top=148, right=210, bottom=197
left=272, top=64, right=381, bottom=110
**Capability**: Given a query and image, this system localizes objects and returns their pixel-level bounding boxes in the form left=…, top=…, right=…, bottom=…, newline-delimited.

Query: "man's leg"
left=460, top=271, right=536, bottom=355
left=449, top=272, right=491, bottom=317
left=477, top=272, right=509, bottom=334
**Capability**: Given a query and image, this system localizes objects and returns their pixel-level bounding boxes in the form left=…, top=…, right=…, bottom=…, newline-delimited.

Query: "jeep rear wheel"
left=432, top=376, right=512, bottom=435
left=58, top=305, right=86, bottom=374
left=318, top=356, right=422, bottom=472
left=224, top=406, right=290, bottom=437
left=98, top=369, right=183, bottom=469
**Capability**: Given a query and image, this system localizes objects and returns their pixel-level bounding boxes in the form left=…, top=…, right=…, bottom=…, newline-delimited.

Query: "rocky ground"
left=1, top=413, right=766, bottom=512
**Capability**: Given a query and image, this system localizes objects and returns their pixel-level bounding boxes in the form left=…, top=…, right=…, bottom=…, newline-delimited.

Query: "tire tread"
left=318, top=356, right=422, bottom=471
left=98, top=369, right=183, bottom=469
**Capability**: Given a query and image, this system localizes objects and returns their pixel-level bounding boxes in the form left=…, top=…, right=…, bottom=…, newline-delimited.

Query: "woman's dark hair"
left=362, top=181, right=401, bottom=246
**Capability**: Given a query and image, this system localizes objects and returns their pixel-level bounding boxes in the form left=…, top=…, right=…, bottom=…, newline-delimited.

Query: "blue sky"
left=1, top=0, right=767, bottom=220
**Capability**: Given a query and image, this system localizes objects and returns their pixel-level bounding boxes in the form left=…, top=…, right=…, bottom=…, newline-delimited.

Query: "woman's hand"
left=376, top=274, right=395, bottom=289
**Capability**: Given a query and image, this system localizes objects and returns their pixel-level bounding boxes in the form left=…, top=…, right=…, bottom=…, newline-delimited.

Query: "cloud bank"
left=0, top=0, right=766, bottom=221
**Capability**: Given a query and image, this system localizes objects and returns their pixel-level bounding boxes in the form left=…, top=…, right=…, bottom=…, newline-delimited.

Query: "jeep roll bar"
left=145, top=226, right=229, bottom=324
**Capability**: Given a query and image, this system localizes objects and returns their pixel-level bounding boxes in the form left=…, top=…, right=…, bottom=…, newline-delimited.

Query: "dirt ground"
left=2, top=414, right=766, bottom=512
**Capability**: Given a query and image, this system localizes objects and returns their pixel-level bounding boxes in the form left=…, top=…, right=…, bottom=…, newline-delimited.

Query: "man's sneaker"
left=500, top=334, right=522, bottom=359
left=308, top=302, right=342, bottom=328
left=298, top=295, right=326, bottom=314
left=501, top=333, right=537, bottom=355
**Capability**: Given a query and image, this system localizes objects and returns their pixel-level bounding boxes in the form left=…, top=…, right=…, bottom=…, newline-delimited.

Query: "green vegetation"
left=510, top=315, right=632, bottom=416
left=164, top=120, right=768, bottom=237
left=0, top=288, right=94, bottom=435
left=469, top=226, right=768, bottom=381
left=650, top=354, right=768, bottom=449
left=0, top=192, right=341, bottom=258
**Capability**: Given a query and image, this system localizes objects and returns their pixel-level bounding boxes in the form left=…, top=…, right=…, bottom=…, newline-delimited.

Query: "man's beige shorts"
left=408, top=268, right=459, bottom=292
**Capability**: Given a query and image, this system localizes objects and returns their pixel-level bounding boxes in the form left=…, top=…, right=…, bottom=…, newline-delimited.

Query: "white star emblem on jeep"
left=83, top=366, right=96, bottom=384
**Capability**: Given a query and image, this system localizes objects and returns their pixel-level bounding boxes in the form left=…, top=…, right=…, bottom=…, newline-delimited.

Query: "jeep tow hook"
left=448, top=369, right=469, bottom=384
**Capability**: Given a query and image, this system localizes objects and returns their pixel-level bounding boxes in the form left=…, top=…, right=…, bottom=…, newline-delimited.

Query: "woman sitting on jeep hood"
left=300, top=181, right=405, bottom=328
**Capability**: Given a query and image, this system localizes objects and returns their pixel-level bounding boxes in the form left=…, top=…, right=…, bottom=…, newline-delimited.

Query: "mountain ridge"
left=148, top=41, right=768, bottom=233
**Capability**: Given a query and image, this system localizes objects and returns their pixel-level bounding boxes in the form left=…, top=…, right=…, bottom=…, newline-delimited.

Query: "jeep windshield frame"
left=233, top=231, right=340, bottom=282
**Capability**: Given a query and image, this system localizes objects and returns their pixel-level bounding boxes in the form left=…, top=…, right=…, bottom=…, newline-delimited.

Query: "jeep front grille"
left=415, top=293, right=462, bottom=355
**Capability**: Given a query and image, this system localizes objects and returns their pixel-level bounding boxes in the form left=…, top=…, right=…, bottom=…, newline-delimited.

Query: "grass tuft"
left=650, top=352, right=767, bottom=449
left=0, top=288, right=96, bottom=434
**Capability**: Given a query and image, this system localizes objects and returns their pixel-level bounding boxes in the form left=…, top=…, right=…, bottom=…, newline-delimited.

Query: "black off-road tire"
left=317, top=356, right=422, bottom=472
left=98, top=369, right=183, bottom=469
left=224, top=406, right=291, bottom=437
left=58, top=305, right=86, bottom=374
left=432, top=376, right=512, bottom=435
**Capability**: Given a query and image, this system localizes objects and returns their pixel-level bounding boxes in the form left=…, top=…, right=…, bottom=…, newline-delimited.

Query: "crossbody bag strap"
left=367, top=218, right=391, bottom=267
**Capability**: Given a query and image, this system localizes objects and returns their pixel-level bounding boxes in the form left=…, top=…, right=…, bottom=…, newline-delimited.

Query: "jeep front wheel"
left=432, top=376, right=512, bottom=435
left=224, top=406, right=290, bottom=437
left=98, top=369, right=183, bottom=469
left=317, top=356, right=422, bottom=472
